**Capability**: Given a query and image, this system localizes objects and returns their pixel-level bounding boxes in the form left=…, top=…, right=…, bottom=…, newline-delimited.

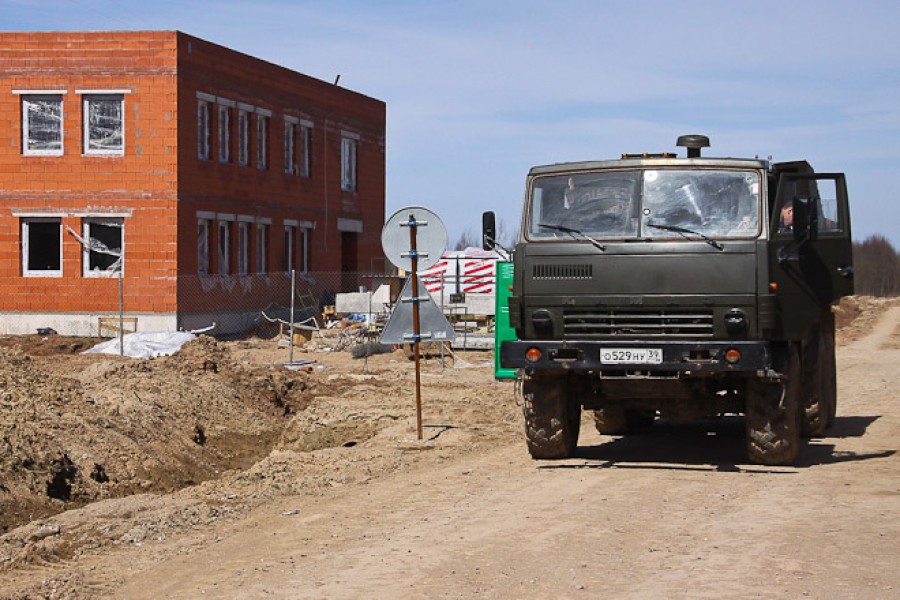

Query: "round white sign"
left=381, top=206, right=448, bottom=271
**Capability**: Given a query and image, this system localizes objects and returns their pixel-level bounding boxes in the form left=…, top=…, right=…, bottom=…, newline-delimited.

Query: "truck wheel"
left=746, top=344, right=802, bottom=466
left=522, top=374, right=580, bottom=459
left=593, top=408, right=655, bottom=435
left=802, top=318, right=837, bottom=436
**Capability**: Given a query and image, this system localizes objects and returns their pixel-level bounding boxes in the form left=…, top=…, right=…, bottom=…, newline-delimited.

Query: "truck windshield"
left=528, top=169, right=760, bottom=241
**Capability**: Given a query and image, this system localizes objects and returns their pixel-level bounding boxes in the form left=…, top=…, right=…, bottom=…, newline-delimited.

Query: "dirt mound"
left=0, top=336, right=311, bottom=535
left=834, top=295, right=900, bottom=343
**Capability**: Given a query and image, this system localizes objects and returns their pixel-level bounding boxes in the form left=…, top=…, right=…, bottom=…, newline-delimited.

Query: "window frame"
left=283, top=225, right=295, bottom=272
left=237, top=221, right=250, bottom=275
left=284, top=119, right=296, bottom=175
left=341, top=133, right=358, bottom=192
left=197, top=99, right=210, bottom=160
left=256, top=223, right=268, bottom=274
left=300, top=122, right=312, bottom=178
left=82, top=93, right=126, bottom=156
left=256, top=111, right=269, bottom=170
left=238, top=108, right=250, bottom=166
left=19, top=92, right=66, bottom=156
left=198, top=218, right=210, bottom=275
left=300, top=226, right=310, bottom=273
left=82, top=217, right=124, bottom=278
left=217, top=220, right=231, bottom=275
left=21, top=217, right=63, bottom=278
left=218, top=103, right=231, bottom=164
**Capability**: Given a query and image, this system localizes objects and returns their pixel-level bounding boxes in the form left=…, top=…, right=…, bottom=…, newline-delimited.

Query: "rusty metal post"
left=408, top=214, right=423, bottom=440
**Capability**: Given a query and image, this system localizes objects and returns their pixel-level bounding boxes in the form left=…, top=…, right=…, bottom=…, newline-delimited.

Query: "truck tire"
left=522, top=374, right=580, bottom=459
left=802, top=317, right=837, bottom=437
left=593, top=408, right=655, bottom=435
left=746, top=344, right=802, bottom=466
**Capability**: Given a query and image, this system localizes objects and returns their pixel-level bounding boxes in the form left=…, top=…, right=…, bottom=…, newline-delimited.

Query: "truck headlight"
left=724, top=309, right=747, bottom=335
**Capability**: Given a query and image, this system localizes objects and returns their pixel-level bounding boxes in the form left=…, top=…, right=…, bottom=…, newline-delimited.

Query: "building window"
left=21, top=217, right=62, bottom=277
left=198, top=99, right=210, bottom=160
left=238, top=221, right=250, bottom=275
left=283, top=225, right=295, bottom=272
left=300, top=125, right=311, bottom=178
left=83, top=94, right=124, bottom=155
left=22, top=95, right=64, bottom=156
left=238, top=109, right=249, bottom=166
left=284, top=120, right=296, bottom=175
left=198, top=219, right=210, bottom=275
left=256, top=114, right=268, bottom=170
left=341, top=135, right=357, bottom=192
left=82, top=218, right=123, bottom=276
left=217, top=221, right=230, bottom=274
left=256, top=224, right=268, bottom=273
left=299, top=226, right=311, bottom=273
left=218, top=105, right=231, bottom=163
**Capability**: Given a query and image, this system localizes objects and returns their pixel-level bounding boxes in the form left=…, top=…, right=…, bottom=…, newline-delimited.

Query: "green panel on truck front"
left=494, top=261, right=518, bottom=379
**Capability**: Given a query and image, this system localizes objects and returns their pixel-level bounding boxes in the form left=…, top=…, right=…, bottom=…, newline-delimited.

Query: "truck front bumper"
left=500, top=340, right=772, bottom=375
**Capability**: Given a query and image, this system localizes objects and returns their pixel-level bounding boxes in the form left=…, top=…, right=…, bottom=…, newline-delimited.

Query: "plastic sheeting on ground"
left=82, top=331, right=197, bottom=359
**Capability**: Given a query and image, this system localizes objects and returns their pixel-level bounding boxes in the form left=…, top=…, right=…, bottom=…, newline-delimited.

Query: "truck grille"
left=563, top=308, right=715, bottom=338
left=533, top=263, right=592, bottom=280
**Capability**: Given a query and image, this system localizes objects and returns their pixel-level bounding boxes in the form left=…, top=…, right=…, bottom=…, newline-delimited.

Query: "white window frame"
left=19, top=92, right=66, bottom=156
left=82, top=217, right=124, bottom=277
left=237, top=108, right=250, bottom=166
left=218, top=104, right=231, bottom=163
left=198, top=99, right=210, bottom=160
left=256, top=223, right=267, bottom=274
left=256, top=112, right=269, bottom=170
left=284, top=119, right=296, bottom=175
left=21, top=217, right=63, bottom=277
left=217, top=220, right=230, bottom=274
left=198, top=218, right=210, bottom=275
left=82, top=93, right=125, bottom=155
left=237, top=221, right=250, bottom=275
left=341, top=133, right=358, bottom=192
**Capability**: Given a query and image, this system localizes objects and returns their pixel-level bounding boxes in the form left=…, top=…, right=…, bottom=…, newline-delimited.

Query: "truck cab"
left=484, top=135, right=853, bottom=465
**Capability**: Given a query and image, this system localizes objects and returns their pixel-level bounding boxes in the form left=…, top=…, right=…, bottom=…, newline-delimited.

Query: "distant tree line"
left=452, top=219, right=519, bottom=251
left=853, top=235, right=900, bottom=296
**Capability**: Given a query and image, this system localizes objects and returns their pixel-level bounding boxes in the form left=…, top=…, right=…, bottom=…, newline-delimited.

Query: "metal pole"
left=408, top=214, right=423, bottom=441
left=440, top=272, right=445, bottom=370
left=118, top=271, right=124, bottom=357
left=289, top=269, right=296, bottom=365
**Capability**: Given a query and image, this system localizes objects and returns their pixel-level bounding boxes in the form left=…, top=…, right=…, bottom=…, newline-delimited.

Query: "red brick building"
left=0, top=31, right=386, bottom=335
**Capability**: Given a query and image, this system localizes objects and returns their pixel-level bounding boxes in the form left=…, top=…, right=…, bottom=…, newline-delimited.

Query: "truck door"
left=770, top=173, right=853, bottom=337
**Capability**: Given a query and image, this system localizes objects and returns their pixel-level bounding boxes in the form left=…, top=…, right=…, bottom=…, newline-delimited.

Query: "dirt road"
left=2, top=301, right=899, bottom=598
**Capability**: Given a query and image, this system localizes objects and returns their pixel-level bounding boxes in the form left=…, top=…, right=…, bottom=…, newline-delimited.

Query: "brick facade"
left=0, top=31, right=386, bottom=334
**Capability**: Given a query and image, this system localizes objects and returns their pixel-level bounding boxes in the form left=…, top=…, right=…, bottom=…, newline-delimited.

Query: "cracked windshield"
left=528, top=169, right=760, bottom=240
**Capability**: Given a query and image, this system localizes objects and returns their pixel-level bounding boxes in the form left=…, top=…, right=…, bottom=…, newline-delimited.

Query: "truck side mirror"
left=793, top=196, right=818, bottom=243
left=482, top=211, right=496, bottom=250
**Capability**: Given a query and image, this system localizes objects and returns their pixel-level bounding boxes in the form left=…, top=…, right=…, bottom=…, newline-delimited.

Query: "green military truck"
left=483, top=135, right=853, bottom=465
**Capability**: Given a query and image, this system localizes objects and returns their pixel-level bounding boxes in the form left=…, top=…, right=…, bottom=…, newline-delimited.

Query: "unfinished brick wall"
left=0, top=30, right=386, bottom=329
left=175, top=32, right=386, bottom=274
left=0, top=31, right=179, bottom=315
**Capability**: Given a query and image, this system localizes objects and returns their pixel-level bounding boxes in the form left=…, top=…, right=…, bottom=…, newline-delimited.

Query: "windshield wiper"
left=538, top=223, right=606, bottom=251
left=645, top=222, right=724, bottom=251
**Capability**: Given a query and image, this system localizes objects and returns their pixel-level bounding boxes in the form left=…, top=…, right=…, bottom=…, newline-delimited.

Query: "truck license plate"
left=600, top=348, right=663, bottom=365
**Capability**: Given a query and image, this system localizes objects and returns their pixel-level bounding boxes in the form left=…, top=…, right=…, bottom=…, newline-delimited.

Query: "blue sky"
left=4, top=0, right=899, bottom=248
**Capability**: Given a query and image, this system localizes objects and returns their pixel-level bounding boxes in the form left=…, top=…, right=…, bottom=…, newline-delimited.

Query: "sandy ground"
left=1, top=297, right=898, bottom=599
